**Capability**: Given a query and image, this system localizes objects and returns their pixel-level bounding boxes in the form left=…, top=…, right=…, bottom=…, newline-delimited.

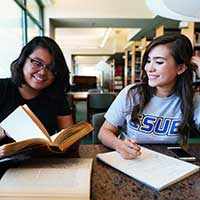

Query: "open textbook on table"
left=0, top=158, right=93, bottom=200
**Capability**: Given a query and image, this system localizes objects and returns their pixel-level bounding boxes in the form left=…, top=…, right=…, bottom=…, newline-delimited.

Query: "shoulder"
left=116, top=83, right=141, bottom=103
left=118, top=83, right=140, bottom=96
left=0, top=78, right=16, bottom=91
left=0, top=78, right=13, bottom=86
left=109, top=83, right=141, bottom=112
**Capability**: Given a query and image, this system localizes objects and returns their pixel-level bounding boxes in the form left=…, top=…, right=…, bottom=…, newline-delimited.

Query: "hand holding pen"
left=116, top=130, right=141, bottom=160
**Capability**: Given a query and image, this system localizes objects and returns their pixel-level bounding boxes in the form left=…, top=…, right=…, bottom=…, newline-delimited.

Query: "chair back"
left=88, top=89, right=101, bottom=93
left=87, top=93, right=115, bottom=121
left=91, top=112, right=105, bottom=144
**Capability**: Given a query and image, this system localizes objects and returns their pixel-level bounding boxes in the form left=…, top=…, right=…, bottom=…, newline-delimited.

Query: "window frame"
left=14, top=0, right=44, bottom=45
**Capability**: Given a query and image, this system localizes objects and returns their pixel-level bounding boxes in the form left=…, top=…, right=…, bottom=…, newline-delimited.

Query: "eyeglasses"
left=28, top=57, right=55, bottom=75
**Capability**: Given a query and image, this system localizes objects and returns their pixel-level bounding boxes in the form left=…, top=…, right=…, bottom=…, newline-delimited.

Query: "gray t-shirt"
left=105, top=84, right=200, bottom=144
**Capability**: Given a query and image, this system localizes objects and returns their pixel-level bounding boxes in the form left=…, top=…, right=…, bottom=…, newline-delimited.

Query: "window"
left=27, top=0, right=40, bottom=22
left=0, top=1, right=22, bottom=77
left=0, top=0, right=44, bottom=78
left=27, top=15, right=40, bottom=41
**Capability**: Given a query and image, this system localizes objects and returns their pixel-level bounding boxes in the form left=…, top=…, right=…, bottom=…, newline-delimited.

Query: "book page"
left=52, top=121, right=93, bottom=151
left=0, top=158, right=93, bottom=200
left=50, top=121, right=93, bottom=144
left=50, top=131, right=61, bottom=142
left=0, top=106, right=49, bottom=142
left=22, top=105, right=51, bottom=141
left=97, top=147, right=200, bottom=191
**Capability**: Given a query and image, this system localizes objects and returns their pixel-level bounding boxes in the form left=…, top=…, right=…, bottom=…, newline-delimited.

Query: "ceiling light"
left=145, top=0, right=200, bottom=22
left=100, top=28, right=112, bottom=48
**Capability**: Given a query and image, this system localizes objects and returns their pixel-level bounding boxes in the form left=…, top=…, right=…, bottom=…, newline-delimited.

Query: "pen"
left=118, top=127, right=141, bottom=150
left=117, top=126, right=126, bottom=140
left=117, top=126, right=131, bottom=142
left=121, top=131, right=129, bottom=141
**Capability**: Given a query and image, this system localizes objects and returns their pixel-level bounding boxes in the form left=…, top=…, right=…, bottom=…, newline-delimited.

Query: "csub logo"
left=129, top=114, right=181, bottom=136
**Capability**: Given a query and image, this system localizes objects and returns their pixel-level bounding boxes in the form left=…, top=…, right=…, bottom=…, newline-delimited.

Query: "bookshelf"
left=124, top=41, right=142, bottom=86
left=193, top=32, right=200, bottom=92
left=124, top=48, right=133, bottom=86
left=134, top=50, right=142, bottom=82
left=181, top=22, right=200, bottom=91
left=107, top=53, right=125, bottom=92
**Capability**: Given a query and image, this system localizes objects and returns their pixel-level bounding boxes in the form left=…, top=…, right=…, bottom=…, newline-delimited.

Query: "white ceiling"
left=55, top=27, right=141, bottom=55
left=44, top=0, right=155, bottom=57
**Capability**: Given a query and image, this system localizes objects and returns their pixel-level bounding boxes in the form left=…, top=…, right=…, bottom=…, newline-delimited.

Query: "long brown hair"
left=129, top=34, right=195, bottom=143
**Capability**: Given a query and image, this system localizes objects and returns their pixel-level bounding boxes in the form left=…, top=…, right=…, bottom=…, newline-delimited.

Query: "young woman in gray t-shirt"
left=98, top=34, right=200, bottom=159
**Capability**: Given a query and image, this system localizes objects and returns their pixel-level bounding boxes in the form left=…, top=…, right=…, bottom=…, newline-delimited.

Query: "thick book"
left=0, top=104, right=93, bottom=159
left=97, top=146, right=200, bottom=191
left=0, top=157, right=93, bottom=200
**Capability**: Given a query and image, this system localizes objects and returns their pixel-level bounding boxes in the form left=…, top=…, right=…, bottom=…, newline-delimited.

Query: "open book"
left=0, top=157, right=93, bottom=200
left=97, top=146, right=200, bottom=191
left=0, top=105, right=93, bottom=159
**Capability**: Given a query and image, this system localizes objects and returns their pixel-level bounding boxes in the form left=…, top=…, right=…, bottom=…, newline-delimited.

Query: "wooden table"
left=0, top=144, right=199, bottom=200
left=78, top=144, right=200, bottom=200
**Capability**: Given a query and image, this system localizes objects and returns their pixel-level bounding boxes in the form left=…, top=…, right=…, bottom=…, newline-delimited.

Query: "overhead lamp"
left=145, top=0, right=200, bottom=22
left=100, top=28, right=112, bottom=48
left=178, top=21, right=189, bottom=29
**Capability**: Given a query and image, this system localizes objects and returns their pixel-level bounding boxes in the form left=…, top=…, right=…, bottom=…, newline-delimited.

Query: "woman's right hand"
left=98, top=120, right=142, bottom=160
left=115, top=137, right=141, bottom=159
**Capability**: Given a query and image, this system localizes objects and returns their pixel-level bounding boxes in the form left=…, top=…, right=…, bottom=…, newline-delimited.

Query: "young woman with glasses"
left=0, top=36, right=73, bottom=144
left=98, top=34, right=200, bottom=159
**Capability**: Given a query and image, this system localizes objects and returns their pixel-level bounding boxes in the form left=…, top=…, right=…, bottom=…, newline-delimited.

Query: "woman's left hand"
left=191, top=56, right=200, bottom=78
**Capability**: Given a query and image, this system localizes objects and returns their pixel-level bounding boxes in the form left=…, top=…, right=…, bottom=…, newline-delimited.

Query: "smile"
left=33, top=74, right=46, bottom=82
left=148, top=74, right=159, bottom=80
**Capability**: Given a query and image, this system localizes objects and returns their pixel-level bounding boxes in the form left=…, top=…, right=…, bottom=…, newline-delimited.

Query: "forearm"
left=98, top=126, right=123, bottom=151
left=57, top=115, right=74, bottom=130
left=98, top=122, right=141, bottom=159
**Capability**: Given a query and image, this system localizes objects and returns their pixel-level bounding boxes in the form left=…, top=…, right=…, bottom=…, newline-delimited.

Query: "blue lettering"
left=129, top=121, right=139, bottom=129
left=140, top=116, right=156, bottom=134
left=154, top=118, right=171, bottom=135
left=169, top=120, right=181, bottom=135
left=128, top=114, right=180, bottom=136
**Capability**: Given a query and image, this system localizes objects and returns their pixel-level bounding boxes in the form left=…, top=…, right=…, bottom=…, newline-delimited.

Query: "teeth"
left=34, top=75, right=45, bottom=81
left=149, top=75, right=157, bottom=78
left=148, top=75, right=158, bottom=80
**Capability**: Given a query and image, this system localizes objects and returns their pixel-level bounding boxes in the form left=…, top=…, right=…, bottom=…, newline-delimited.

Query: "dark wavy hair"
left=129, top=34, right=196, bottom=143
left=10, top=36, right=71, bottom=95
